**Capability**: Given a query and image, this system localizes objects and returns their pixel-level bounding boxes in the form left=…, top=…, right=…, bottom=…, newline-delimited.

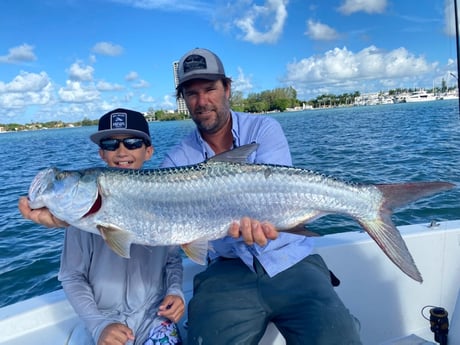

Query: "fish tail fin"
left=358, top=213, right=423, bottom=282
left=358, top=181, right=455, bottom=283
left=377, top=181, right=455, bottom=211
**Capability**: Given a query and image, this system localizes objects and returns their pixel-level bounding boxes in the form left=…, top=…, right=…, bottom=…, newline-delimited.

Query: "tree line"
left=230, top=86, right=300, bottom=113
left=230, top=87, right=363, bottom=111
left=3, top=83, right=457, bottom=131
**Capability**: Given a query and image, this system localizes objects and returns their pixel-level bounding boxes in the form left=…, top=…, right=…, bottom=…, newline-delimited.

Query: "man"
left=162, top=48, right=362, bottom=344
left=19, top=108, right=185, bottom=345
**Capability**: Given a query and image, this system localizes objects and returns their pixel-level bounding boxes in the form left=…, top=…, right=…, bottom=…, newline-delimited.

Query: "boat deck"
left=1, top=220, right=459, bottom=344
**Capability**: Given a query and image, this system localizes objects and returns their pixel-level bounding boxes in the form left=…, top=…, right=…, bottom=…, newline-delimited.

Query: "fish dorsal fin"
left=181, top=238, right=210, bottom=265
left=97, top=224, right=135, bottom=258
left=208, top=143, right=259, bottom=164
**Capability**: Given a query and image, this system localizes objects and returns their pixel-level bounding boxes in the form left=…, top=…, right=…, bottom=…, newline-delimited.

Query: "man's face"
left=182, top=79, right=231, bottom=134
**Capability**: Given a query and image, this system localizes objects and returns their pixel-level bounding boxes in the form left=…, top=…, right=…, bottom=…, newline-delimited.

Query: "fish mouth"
left=28, top=168, right=56, bottom=208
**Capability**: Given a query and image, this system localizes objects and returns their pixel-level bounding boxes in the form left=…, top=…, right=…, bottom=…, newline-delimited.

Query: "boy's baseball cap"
left=90, top=108, right=151, bottom=145
left=177, top=48, right=227, bottom=88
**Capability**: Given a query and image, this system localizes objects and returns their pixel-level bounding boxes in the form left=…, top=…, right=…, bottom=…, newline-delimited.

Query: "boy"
left=21, top=108, right=184, bottom=345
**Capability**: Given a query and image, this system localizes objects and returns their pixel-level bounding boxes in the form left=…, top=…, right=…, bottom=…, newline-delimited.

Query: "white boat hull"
left=405, top=96, right=438, bottom=103
left=1, top=220, right=459, bottom=345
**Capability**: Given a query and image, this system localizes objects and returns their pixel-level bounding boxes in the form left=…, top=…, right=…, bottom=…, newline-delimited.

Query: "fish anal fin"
left=97, top=224, right=134, bottom=259
left=181, top=238, right=209, bottom=265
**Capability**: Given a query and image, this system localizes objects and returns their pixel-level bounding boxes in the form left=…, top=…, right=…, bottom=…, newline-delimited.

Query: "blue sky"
left=0, top=0, right=458, bottom=124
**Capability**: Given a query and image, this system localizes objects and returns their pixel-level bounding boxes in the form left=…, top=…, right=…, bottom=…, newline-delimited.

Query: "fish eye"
left=55, top=172, right=66, bottom=180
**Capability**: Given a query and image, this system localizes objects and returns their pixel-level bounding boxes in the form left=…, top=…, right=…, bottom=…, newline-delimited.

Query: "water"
left=1, top=101, right=459, bottom=308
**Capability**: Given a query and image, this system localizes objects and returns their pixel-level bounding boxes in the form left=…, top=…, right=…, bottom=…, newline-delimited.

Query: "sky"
left=1, top=0, right=459, bottom=124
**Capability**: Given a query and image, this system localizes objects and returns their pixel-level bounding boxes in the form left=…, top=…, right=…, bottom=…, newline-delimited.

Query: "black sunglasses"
left=99, top=137, right=146, bottom=151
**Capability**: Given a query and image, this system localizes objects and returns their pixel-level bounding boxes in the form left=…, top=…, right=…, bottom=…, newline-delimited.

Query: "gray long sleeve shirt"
left=58, top=226, right=184, bottom=344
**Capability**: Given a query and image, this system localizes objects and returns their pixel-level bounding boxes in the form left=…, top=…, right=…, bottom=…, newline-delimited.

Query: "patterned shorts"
left=143, top=320, right=182, bottom=345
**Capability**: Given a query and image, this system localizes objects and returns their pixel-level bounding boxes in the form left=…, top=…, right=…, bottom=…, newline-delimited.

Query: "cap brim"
left=177, top=73, right=226, bottom=89
left=90, top=129, right=151, bottom=145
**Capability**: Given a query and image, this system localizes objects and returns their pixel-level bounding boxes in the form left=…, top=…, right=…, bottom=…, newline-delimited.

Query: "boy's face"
left=99, top=134, right=153, bottom=169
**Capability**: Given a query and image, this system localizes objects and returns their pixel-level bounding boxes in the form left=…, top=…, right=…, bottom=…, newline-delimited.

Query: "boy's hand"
left=157, top=295, right=185, bottom=323
left=18, top=196, right=68, bottom=228
left=97, top=323, right=135, bottom=345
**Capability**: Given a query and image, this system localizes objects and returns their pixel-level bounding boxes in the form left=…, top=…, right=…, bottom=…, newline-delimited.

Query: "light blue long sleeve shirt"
left=58, top=228, right=184, bottom=344
left=161, top=111, right=314, bottom=277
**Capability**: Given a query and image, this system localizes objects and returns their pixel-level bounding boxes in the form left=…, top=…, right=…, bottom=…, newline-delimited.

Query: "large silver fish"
left=28, top=144, right=455, bottom=282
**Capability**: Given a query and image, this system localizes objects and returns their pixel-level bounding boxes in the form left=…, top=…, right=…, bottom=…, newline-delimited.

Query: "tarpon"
left=27, top=144, right=455, bottom=282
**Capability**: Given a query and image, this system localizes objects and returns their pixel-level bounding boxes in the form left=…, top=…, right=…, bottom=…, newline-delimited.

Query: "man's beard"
left=194, top=106, right=229, bottom=134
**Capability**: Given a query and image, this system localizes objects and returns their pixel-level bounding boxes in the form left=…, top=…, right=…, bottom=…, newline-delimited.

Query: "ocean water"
left=1, top=100, right=459, bottom=308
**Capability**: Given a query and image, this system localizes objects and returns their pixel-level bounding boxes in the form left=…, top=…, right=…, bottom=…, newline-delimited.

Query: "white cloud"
left=96, top=80, right=125, bottom=91
left=234, top=0, right=288, bottom=44
left=125, top=71, right=139, bottom=81
left=0, top=88, right=53, bottom=109
left=0, top=44, right=37, bottom=64
left=232, top=67, right=253, bottom=94
left=139, top=94, right=155, bottom=103
left=160, top=94, right=175, bottom=109
left=125, top=72, right=149, bottom=88
left=68, top=61, right=95, bottom=81
left=109, top=0, right=213, bottom=12
left=89, top=55, right=97, bottom=64
left=338, top=0, right=387, bottom=15
left=0, top=71, right=50, bottom=92
left=132, top=80, right=150, bottom=89
left=283, top=46, right=436, bottom=97
left=58, top=80, right=100, bottom=103
left=0, top=71, right=53, bottom=110
left=305, top=20, right=340, bottom=41
left=92, top=42, right=124, bottom=56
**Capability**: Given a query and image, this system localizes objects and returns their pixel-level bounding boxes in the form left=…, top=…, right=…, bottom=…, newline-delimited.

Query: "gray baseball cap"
left=177, top=48, right=227, bottom=88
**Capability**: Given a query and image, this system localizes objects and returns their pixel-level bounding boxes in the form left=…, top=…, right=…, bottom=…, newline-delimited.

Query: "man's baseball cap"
left=90, top=108, right=151, bottom=145
left=177, top=48, right=227, bottom=88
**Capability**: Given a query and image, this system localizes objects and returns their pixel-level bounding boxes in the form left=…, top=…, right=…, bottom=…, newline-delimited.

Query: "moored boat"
left=440, top=91, right=459, bottom=100
left=404, top=90, right=439, bottom=103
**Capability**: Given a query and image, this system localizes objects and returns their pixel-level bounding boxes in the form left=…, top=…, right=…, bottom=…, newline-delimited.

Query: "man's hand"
left=228, top=216, right=279, bottom=246
left=157, top=295, right=185, bottom=323
left=97, top=323, right=135, bottom=345
left=18, top=196, right=68, bottom=228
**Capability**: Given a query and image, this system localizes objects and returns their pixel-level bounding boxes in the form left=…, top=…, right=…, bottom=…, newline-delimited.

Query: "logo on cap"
left=183, top=54, right=207, bottom=73
left=111, top=113, right=127, bottom=129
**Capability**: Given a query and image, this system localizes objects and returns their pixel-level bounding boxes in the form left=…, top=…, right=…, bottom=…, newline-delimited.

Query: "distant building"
left=172, top=61, right=189, bottom=115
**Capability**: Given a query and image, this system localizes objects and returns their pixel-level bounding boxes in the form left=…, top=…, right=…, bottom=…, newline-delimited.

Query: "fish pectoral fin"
left=181, top=239, right=209, bottom=265
left=97, top=224, right=134, bottom=259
